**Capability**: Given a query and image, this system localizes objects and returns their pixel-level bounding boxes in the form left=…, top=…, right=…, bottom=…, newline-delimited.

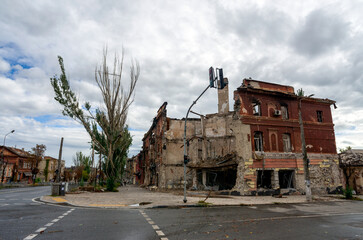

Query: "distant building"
left=38, top=156, right=65, bottom=182
left=0, top=146, right=65, bottom=183
left=0, top=146, right=33, bottom=183
left=138, top=78, right=341, bottom=195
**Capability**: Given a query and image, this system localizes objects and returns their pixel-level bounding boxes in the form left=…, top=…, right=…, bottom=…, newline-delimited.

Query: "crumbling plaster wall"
left=308, top=154, right=341, bottom=194
left=159, top=119, right=201, bottom=188
left=202, top=113, right=252, bottom=192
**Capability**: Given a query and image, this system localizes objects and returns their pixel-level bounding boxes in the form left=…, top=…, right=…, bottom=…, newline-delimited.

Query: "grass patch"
left=197, top=200, right=212, bottom=207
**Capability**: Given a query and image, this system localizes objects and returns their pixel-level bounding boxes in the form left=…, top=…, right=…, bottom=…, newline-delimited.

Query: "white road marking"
left=139, top=210, right=167, bottom=240
left=26, top=208, right=75, bottom=239
left=23, top=233, right=37, bottom=240
left=156, top=230, right=165, bottom=236
left=35, top=227, right=46, bottom=232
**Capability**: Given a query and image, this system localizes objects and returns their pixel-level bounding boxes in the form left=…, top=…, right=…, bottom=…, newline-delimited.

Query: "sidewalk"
left=41, top=184, right=346, bottom=209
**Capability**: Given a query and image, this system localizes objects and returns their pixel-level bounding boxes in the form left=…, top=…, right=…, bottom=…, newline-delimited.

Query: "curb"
left=36, top=195, right=349, bottom=210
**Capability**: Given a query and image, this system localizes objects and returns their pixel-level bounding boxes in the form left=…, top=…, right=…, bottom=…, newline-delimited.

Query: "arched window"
left=254, top=131, right=263, bottom=151
left=282, top=133, right=292, bottom=152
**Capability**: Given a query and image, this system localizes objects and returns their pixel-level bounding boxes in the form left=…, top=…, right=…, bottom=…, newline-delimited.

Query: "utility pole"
left=298, top=97, right=312, bottom=201
left=98, top=153, right=102, bottom=185
left=57, top=137, right=63, bottom=183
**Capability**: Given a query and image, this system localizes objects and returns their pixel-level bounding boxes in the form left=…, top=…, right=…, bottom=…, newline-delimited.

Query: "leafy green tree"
left=50, top=49, right=139, bottom=190
left=297, top=88, right=304, bottom=97
left=73, top=152, right=92, bottom=182
left=97, top=127, right=132, bottom=190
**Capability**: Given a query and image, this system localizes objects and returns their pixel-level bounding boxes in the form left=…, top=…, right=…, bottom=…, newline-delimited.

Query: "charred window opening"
left=282, top=133, right=292, bottom=152
left=317, top=110, right=323, bottom=122
left=279, top=170, right=294, bottom=188
left=205, top=168, right=237, bottom=190
left=197, top=169, right=203, bottom=184
left=198, top=138, right=203, bottom=160
left=254, top=131, right=264, bottom=152
left=252, top=101, right=261, bottom=116
left=257, top=170, right=272, bottom=189
left=281, top=105, right=289, bottom=120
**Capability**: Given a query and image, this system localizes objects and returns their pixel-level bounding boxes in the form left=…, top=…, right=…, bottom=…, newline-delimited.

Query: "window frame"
left=281, top=105, right=289, bottom=120
left=252, top=101, right=261, bottom=116
left=254, top=131, right=264, bottom=152
left=317, top=110, right=323, bottom=122
left=282, top=133, right=292, bottom=152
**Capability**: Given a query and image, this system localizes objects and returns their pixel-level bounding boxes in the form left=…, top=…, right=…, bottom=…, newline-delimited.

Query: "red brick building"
left=234, top=79, right=340, bottom=194
left=0, top=146, right=33, bottom=183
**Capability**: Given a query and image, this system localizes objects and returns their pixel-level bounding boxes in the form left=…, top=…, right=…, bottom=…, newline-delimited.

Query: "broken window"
left=279, top=170, right=294, bottom=188
left=198, top=139, right=203, bottom=160
left=206, top=168, right=237, bottom=190
left=254, top=131, right=264, bottom=152
left=257, top=170, right=272, bottom=189
left=252, top=101, right=261, bottom=116
left=317, top=110, right=323, bottom=122
left=281, top=105, right=289, bottom=120
left=282, top=133, right=292, bottom=152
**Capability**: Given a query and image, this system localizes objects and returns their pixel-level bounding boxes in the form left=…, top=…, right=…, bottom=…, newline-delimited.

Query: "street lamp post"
left=183, top=85, right=210, bottom=203
left=1, top=130, right=15, bottom=183
left=298, top=97, right=312, bottom=201
left=182, top=67, right=224, bottom=203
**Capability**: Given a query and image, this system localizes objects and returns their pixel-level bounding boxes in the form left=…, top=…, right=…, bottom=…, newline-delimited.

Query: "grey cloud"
left=291, top=9, right=350, bottom=57
left=216, top=5, right=293, bottom=45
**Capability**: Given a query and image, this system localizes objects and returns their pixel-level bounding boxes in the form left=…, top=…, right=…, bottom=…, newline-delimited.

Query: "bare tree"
left=50, top=49, right=139, bottom=190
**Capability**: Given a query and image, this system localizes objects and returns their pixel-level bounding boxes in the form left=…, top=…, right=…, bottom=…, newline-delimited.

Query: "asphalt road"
left=1, top=186, right=362, bottom=240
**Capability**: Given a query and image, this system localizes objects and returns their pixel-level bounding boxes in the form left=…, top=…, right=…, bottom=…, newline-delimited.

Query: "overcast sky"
left=1, top=1, right=362, bottom=166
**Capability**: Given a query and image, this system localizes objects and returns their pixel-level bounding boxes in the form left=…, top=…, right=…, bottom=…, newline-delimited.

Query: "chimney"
left=218, top=78, right=229, bottom=114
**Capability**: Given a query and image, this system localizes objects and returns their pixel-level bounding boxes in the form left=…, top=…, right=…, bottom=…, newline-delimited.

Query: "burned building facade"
left=140, top=78, right=341, bottom=195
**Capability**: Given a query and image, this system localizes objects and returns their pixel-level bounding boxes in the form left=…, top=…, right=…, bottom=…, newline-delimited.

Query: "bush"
left=344, top=186, right=353, bottom=199
left=82, top=170, right=89, bottom=182
left=106, top=178, right=119, bottom=192
left=35, top=178, right=41, bottom=183
left=80, top=178, right=84, bottom=187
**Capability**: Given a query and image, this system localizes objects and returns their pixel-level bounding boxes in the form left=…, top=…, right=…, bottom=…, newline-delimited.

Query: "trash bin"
left=59, top=182, right=65, bottom=196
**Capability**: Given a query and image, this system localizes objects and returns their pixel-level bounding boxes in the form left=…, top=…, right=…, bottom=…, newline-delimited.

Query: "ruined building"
left=138, top=78, right=341, bottom=195
left=339, top=149, right=363, bottom=194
